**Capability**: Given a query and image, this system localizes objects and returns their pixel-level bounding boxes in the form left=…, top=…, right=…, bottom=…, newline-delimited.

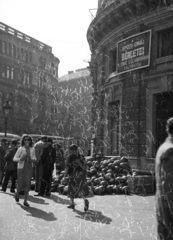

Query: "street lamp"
left=2, top=100, right=12, bottom=137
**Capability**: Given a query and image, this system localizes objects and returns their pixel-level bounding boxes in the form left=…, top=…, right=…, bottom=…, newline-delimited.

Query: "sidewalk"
left=0, top=190, right=157, bottom=240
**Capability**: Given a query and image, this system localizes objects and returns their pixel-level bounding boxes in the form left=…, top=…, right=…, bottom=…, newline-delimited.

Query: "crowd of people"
left=0, top=134, right=90, bottom=211
left=1, top=116, right=173, bottom=238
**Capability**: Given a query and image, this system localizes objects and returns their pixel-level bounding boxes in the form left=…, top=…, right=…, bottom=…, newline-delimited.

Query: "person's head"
left=166, top=117, right=173, bottom=134
left=41, top=135, right=47, bottom=143
left=69, top=144, right=81, bottom=158
left=54, top=143, right=61, bottom=150
left=21, top=134, right=33, bottom=147
left=11, top=139, right=18, bottom=148
left=47, top=138, right=53, bottom=145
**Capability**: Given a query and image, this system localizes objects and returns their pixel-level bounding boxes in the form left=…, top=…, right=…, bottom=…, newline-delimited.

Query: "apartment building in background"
left=0, top=22, right=60, bottom=136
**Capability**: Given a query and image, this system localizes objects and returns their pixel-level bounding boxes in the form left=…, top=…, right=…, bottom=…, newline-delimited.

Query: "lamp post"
left=2, top=100, right=12, bottom=137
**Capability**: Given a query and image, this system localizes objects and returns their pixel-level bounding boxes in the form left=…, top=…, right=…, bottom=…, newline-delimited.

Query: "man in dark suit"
left=35, top=138, right=56, bottom=197
left=0, top=139, right=18, bottom=193
left=0, top=138, right=7, bottom=185
left=34, top=135, right=47, bottom=192
left=155, top=117, right=173, bottom=240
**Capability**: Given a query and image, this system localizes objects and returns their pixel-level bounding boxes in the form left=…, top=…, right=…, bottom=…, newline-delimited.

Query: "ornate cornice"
left=87, top=0, right=172, bottom=51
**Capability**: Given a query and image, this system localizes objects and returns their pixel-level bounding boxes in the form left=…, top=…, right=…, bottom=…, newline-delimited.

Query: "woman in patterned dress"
left=13, top=134, right=36, bottom=206
left=64, top=144, right=89, bottom=211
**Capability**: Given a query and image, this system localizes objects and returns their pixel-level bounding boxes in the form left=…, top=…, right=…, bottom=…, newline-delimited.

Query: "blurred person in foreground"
left=64, top=144, right=89, bottom=211
left=34, top=135, right=47, bottom=192
left=155, top=117, right=173, bottom=240
left=13, top=134, right=36, bottom=207
left=35, top=138, right=56, bottom=197
left=0, top=139, right=18, bottom=193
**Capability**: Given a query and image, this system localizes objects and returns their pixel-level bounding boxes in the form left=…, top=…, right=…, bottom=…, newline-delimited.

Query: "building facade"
left=0, top=22, right=60, bottom=136
left=58, top=68, right=92, bottom=151
left=87, top=0, right=173, bottom=170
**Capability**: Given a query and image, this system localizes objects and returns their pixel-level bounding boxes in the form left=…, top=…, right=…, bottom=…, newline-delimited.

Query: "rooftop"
left=0, top=22, right=52, bottom=53
left=59, top=68, right=90, bottom=82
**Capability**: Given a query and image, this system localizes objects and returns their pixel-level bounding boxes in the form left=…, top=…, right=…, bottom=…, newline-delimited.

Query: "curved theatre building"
left=87, top=0, right=173, bottom=170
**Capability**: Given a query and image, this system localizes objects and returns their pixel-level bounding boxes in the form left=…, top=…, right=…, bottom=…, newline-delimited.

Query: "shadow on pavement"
left=50, top=193, right=71, bottom=205
left=19, top=204, right=57, bottom=221
left=74, top=209, right=112, bottom=224
left=28, top=195, right=49, bottom=205
left=0, top=191, right=15, bottom=197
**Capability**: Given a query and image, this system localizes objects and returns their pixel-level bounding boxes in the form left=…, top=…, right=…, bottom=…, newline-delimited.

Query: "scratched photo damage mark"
left=2, top=0, right=173, bottom=239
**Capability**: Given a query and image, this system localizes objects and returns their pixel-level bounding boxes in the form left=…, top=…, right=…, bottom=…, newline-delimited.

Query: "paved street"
left=0, top=190, right=157, bottom=240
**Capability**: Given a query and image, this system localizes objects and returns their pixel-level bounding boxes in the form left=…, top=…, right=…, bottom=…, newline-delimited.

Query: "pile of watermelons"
left=53, top=156, right=132, bottom=196
left=85, top=156, right=132, bottom=195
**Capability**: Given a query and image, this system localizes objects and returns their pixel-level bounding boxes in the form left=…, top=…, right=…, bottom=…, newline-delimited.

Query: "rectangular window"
left=11, top=45, right=14, bottom=57
left=158, top=28, right=173, bottom=57
left=109, top=48, right=117, bottom=73
left=6, top=66, right=10, bottom=78
left=11, top=68, right=14, bottom=79
left=27, top=73, right=30, bottom=85
left=1, top=65, right=5, bottom=78
left=20, top=49, right=24, bottom=61
left=7, top=43, right=11, bottom=56
left=23, top=72, right=27, bottom=85
left=17, top=49, right=20, bottom=59
left=2, top=41, right=6, bottom=54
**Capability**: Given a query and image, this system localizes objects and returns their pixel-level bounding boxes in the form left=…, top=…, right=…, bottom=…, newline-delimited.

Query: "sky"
left=0, top=0, right=98, bottom=77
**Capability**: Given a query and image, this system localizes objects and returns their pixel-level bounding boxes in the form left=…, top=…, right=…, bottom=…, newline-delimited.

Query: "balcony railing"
left=0, top=22, right=52, bottom=53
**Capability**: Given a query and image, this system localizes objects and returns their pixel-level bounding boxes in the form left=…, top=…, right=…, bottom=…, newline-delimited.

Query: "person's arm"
left=4, top=149, right=12, bottom=162
left=30, top=147, right=37, bottom=162
left=13, top=147, right=26, bottom=162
